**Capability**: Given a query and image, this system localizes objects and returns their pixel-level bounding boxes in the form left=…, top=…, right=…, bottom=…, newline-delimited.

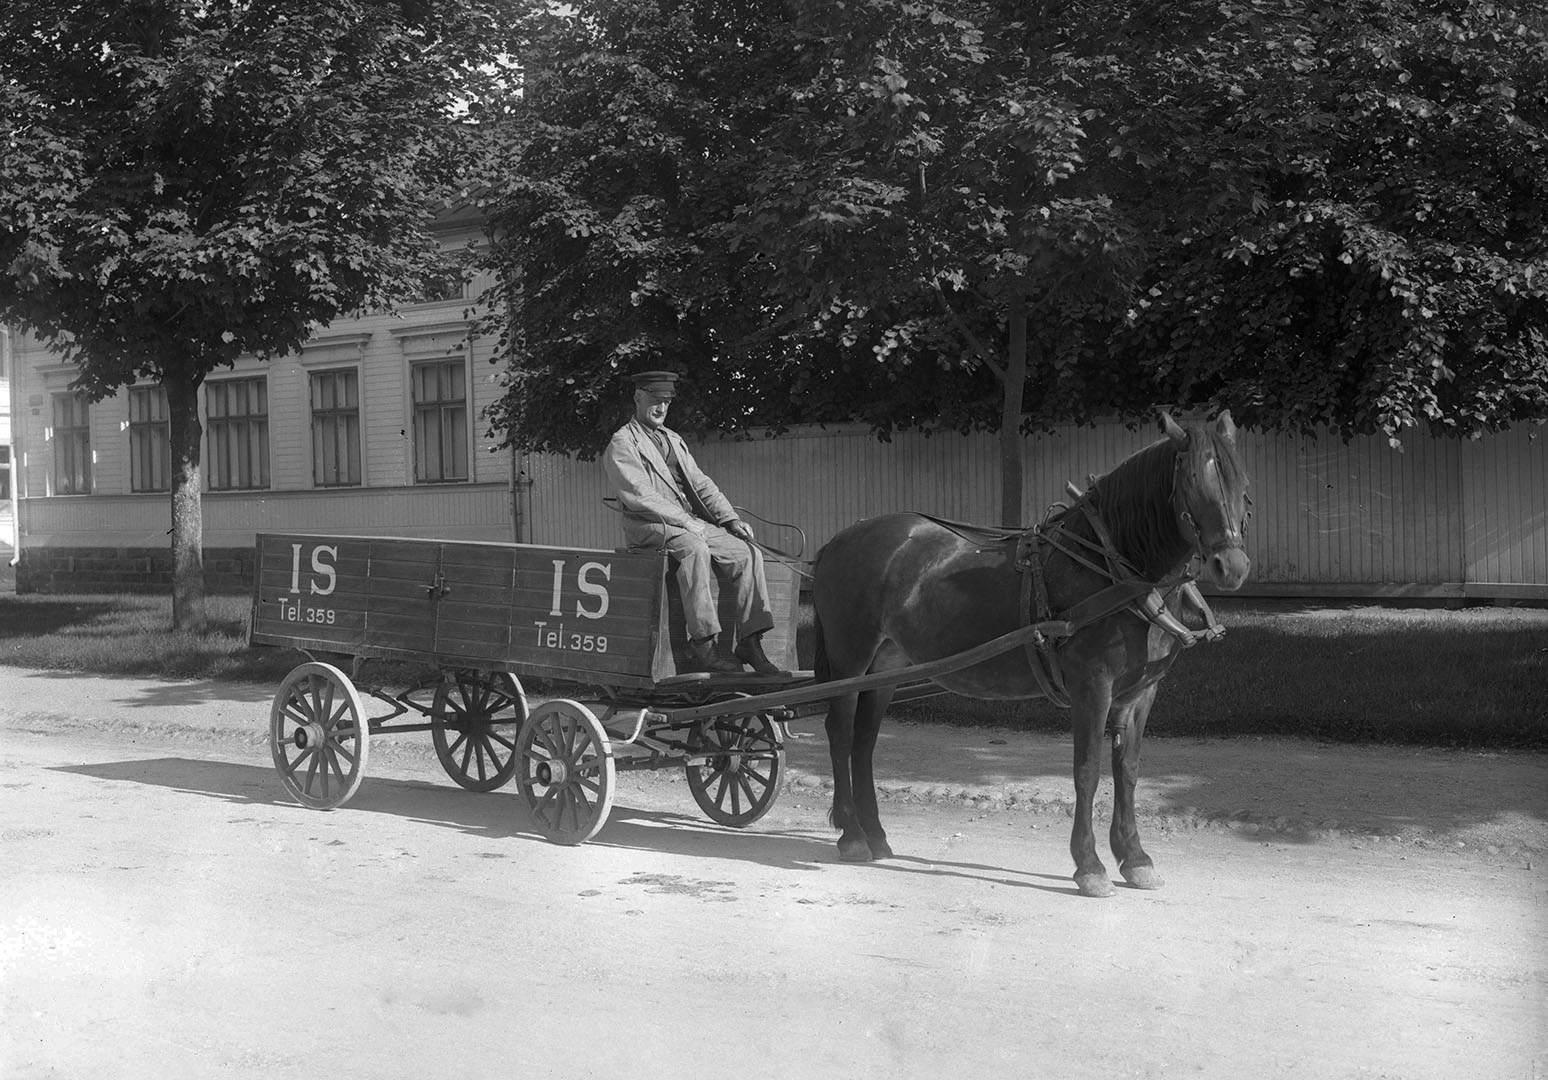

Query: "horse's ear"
left=1214, top=410, right=1237, bottom=445
left=1162, top=412, right=1188, bottom=445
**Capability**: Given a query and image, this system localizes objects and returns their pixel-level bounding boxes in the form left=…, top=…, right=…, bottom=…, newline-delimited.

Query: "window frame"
left=205, top=376, right=271, bottom=492
left=128, top=385, right=172, bottom=494
left=410, top=357, right=469, bottom=484
left=50, top=392, right=92, bottom=496
left=309, top=367, right=363, bottom=489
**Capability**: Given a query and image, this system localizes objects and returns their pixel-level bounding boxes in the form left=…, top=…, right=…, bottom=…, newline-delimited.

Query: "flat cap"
left=630, top=370, right=679, bottom=398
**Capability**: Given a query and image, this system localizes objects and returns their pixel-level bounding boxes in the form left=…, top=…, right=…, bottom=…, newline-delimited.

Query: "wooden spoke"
left=515, top=700, right=615, bottom=845
left=431, top=671, right=527, bottom=792
left=268, top=663, right=369, bottom=810
left=686, top=712, right=785, bottom=827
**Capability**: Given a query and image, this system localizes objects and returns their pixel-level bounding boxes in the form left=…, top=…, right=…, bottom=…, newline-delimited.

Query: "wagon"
left=249, top=531, right=1067, bottom=844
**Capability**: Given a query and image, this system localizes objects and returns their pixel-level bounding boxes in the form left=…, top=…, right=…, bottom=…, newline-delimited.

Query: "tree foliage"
left=484, top=0, right=1548, bottom=470
left=0, top=0, right=519, bottom=627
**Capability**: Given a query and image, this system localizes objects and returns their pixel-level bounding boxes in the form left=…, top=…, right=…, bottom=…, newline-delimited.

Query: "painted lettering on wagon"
left=276, top=543, right=339, bottom=625
left=535, top=559, right=612, bottom=654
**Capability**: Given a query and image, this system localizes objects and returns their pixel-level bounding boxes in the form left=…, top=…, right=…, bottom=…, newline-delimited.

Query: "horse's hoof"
left=838, top=838, right=874, bottom=862
left=867, top=838, right=894, bottom=860
left=1121, top=863, right=1164, bottom=890
left=1075, top=872, right=1116, bottom=898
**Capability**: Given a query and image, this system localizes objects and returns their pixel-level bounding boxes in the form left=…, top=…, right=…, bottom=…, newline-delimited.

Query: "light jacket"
left=601, top=419, right=738, bottom=548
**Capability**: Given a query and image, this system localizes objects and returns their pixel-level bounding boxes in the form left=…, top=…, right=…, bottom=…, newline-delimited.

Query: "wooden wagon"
left=249, top=532, right=806, bottom=843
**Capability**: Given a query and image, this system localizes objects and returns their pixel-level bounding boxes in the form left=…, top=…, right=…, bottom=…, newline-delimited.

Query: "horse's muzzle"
left=1203, top=546, right=1251, bottom=591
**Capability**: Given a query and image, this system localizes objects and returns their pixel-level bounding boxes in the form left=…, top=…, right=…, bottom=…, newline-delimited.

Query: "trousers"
left=640, top=522, right=775, bottom=643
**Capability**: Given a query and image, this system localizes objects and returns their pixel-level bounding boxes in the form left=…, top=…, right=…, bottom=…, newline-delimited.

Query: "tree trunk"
left=165, top=373, right=206, bottom=633
left=1000, top=287, right=1029, bottom=527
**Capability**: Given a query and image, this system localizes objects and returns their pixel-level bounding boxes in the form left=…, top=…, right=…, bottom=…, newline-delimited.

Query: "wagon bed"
left=249, top=531, right=802, bottom=689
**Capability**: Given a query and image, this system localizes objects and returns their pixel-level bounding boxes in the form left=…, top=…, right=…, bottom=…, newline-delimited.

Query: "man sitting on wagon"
left=601, top=369, right=786, bottom=676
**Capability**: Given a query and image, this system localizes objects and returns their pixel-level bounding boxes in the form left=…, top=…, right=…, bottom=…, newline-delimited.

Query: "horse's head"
left=1163, top=411, right=1252, bottom=591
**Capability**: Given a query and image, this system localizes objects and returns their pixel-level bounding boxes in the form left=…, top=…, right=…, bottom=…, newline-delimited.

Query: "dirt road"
left=1, top=666, right=1544, bottom=1080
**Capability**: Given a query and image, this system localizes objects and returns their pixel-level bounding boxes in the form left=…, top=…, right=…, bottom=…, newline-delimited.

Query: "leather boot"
left=733, top=633, right=786, bottom=676
left=686, top=636, right=742, bottom=674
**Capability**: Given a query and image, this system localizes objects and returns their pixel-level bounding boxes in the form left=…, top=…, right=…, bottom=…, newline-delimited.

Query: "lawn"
left=0, top=590, right=1543, bottom=750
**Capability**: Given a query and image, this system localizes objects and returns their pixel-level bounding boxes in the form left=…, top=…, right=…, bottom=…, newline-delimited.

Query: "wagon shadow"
left=50, top=757, right=848, bottom=872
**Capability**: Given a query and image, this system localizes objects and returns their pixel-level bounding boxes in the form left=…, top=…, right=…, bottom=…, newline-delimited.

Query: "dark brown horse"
left=811, top=413, right=1251, bottom=897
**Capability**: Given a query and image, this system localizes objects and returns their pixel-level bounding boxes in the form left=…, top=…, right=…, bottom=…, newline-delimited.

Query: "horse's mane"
left=1088, top=437, right=1189, bottom=581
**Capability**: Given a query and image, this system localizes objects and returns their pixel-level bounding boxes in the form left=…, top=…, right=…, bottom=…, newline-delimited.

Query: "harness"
left=922, top=473, right=1228, bottom=710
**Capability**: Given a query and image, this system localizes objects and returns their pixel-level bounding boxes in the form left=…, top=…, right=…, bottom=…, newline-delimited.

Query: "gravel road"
left=2, top=665, right=1544, bottom=1080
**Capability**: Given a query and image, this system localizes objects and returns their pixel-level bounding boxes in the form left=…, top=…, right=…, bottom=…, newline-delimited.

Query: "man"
left=601, top=370, right=785, bottom=675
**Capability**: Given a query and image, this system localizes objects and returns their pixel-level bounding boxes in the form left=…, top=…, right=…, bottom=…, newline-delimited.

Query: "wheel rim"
left=269, top=663, right=369, bottom=810
left=686, top=713, right=784, bottom=827
left=432, top=671, right=527, bottom=792
left=516, top=700, right=615, bottom=845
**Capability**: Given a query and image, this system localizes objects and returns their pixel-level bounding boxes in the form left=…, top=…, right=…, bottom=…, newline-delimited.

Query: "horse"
left=810, top=412, right=1251, bottom=898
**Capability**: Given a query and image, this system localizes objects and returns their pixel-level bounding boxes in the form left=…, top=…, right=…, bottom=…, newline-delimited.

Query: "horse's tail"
left=810, top=542, right=831, bottom=684
left=812, top=607, right=830, bottom=684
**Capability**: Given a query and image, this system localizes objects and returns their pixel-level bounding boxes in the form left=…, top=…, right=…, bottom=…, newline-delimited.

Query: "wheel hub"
left=536, top=758, right=570, bottom=786
left=292, top=721, right=327, bottom=750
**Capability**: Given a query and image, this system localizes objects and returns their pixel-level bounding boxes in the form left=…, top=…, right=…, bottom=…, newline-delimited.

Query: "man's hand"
left=726, top=519, right=755, bottom=542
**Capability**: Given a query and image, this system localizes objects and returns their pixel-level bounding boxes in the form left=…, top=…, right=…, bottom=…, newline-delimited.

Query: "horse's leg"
left=850, top=685, right=897, bottom=859
left=1109, top=688, right=1163, bottom=890
left=824, top=691, right=873, bottom=861
left=1069, top=679, right=1117, bottom=898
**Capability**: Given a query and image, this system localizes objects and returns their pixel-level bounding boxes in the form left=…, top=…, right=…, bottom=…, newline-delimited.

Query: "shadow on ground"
left=53, top=754, right=1091, bottom=893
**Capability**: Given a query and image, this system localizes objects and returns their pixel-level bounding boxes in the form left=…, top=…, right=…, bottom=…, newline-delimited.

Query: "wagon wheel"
left=686, top=710, right=786, bottom=827
left=516, top=699, right=616, bottom=845
left=431, top=670, right=528, bottom=792
left=269, top=662, right=370, bottom=810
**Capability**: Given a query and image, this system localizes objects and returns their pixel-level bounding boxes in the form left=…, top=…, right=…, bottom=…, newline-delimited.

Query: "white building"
left=5, top=206, right=521, bottom=593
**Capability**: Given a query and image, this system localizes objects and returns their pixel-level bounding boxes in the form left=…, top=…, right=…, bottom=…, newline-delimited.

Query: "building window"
left=206, top=377, right=269, bottom=491
left=129, top=386, right=171, bottom=493
left=51, top=393, right=92, bottom=495
left=412, top=359, right=467, bottom=483
left=414, top=258, right=467, bottom=304
left=311, top=369, right=361, bottom=487
left=0, top=445, right=10, bottom=500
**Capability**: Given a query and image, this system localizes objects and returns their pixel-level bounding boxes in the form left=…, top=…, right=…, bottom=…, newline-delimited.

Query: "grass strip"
left=0, top=593, right=1542, bottom=750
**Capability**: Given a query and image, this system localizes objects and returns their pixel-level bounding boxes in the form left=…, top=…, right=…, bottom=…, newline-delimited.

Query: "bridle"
left=1171, top=442, right=1251, bottom=567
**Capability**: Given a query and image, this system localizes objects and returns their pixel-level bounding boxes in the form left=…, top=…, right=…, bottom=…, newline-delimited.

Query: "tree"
left=0, top=0, right=518, bottom=629
left=483, top=0, right=1548, bottom=522
left=1114, top=1, right=1548, bottom=443
left=478, top=0, right=801, bottom=455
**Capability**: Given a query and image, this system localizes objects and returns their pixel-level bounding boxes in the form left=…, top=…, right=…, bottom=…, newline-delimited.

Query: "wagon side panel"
left=249, top=533, right=375, bottom=656
left=432, top=542, right=518, bottom=667
left=497, top=547, right=668, bottom=687
left=362, top=538, right=443, bottom=656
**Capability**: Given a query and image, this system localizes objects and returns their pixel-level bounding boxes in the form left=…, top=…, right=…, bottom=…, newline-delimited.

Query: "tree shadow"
left=780, top=726, right=1548, bottom=848
left=0, top=598, right=119, bottom=636
left=25, top=670, right=275, bottom=707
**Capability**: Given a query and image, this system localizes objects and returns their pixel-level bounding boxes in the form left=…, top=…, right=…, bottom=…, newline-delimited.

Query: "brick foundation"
left=15, top=546, right=257, bottom=595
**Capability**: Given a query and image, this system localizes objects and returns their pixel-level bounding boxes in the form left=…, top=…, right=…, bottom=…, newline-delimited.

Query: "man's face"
left=634, top=389, right=671, bottom=429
